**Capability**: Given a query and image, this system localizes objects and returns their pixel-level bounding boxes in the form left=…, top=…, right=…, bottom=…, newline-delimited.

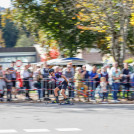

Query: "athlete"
left=49, top=69, right=70, bottom=104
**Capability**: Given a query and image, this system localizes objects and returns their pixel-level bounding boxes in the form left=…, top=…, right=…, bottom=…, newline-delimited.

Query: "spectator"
left=121, top=63, right=130, bottom=99
left=41, top=62, right=50, bottom=78
left=100, top=77, right=108, bottom=103
left=74, top=67, right=88, bottom=101
left=105, top=64, right=111, bottom=74
left=34, top=64, right=41, bottom=78
left=29, top=71, right=34, bottom=90
left=34, top=70, right=43, bottom=101
left=59, top=67, right=63, bottom=75
left=5, top=68, right=13, bottom=101
left=101, top=67, right=109, bottom=81
left=41, top=62, right=51, bottom=101
left=27, top=63, right=32, bottom=71
left=89, top=66, right=98, bottom=100
left=54, top=66, right=60, bottom=74
left=22, top=65, right=32, bottom=100
left=0, top=65, right=5, bottom=101
left=96, top=69, right=101, bottom=88
left=110, top=62, right=120, bottom=77
left=130, top=71, right=134, bottom=87
left=101, top=67, right=109, bottom=96
left=112, top=68, right=121, bottom=102
left=81, top=65, right=90, bottom=87
left=63, top=62, right=75, bottom=75
left=64, top=65, right=74, bottom=99
left=10, top=61, right=17, bottom=99
left=16, top=72, right=23, bottom=89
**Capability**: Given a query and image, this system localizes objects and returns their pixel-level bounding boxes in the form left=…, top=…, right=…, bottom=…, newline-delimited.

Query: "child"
left=5, top=68, right=13, bottom=101
left=49, top=69, right=69, bottom=104
left=100, top=77, right=108, bottom=102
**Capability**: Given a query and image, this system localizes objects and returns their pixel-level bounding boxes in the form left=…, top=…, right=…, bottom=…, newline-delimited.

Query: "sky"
left=0, top=0, right=11, bottom=8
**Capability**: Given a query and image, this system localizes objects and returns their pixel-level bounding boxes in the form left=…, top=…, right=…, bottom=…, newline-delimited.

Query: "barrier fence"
left=0, top=78, right=134, bottom=102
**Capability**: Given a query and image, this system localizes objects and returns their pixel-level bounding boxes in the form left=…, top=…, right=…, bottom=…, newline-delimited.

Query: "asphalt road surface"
left=0, top=103, right=134, bottom=134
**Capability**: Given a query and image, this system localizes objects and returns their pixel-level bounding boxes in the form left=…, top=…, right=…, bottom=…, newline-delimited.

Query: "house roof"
left=82, top=51, right=103, bottom=64
left=0, top=47, right=36, bottom=53
left=82, top=50, right=133, bottom=64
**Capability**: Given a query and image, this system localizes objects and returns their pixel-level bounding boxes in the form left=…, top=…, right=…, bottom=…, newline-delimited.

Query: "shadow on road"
left=0, top=102, right=134, bottom=112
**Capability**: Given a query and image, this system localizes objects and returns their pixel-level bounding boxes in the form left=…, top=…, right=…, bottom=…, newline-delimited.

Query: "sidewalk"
left=1, top=94, right=134, bottom=104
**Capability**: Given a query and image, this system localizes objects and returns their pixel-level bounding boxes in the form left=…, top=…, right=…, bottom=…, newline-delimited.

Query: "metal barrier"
left=0, top=78, right=134, bottom=102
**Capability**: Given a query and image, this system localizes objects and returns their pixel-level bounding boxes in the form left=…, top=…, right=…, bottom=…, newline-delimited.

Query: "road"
left=0, top=103, right=134, bottom=134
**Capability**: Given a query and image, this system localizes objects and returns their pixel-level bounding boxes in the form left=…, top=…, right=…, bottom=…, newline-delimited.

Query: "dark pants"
left=0, top=93, right=4, bottom=98
left=122, top=84, right=130, bottom=98
left=43, top=79, right=51, bottom=98
left=102, top=92, right=108, bottom=100
left=90, top=81, right=96, bottom=99
left=7, top=91, right=12, bottom=100
left=7, top=85, right=12, bottom=100
left=68, top=82, right=74, bottom=98
left=38, top=89, right=43, bottom=99
left=12, top=78, right=16, bottom=87
left=23, top=78, right=30, bottom=98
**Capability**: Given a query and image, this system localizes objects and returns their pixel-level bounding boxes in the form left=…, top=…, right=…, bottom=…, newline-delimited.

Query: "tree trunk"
left=111, top=33, right=125, bottom=69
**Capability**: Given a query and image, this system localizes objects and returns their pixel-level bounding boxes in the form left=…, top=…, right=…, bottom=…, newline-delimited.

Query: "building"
left=0, top=47, right=40, bottom=68
left=76, top=49, right=103, bottom=65
left=76, top=48, right=133, bottom=65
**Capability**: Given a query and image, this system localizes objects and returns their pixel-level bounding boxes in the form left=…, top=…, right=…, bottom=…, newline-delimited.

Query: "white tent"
left=47, top=58, right=88, bottom=65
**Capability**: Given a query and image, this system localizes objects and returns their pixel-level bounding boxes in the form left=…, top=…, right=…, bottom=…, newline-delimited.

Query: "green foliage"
left=2, top=19, right=19, bottom=47
left=0, top=30, right=5, bottom=47
left=0, top=13, right=19, bottom=48
left=11, top=0, right=99, bottom=57
left=0, top=15, right=5, bottom=47
left=0, top=12, right=35, bottom=48
left=15, top=34, right=34, bottom=47
left=127, top=26, right=134, bottom=55
left=76, top=0, right=134, bottom=67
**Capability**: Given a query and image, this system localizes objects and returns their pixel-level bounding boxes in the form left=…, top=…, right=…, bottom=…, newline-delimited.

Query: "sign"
left=16, top=60, right=22, bottom=67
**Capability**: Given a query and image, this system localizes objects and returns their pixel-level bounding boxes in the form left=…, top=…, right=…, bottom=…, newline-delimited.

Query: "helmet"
left=49, top=69, right=54, bottom=73
left=55, top=73, right=61, bottom=78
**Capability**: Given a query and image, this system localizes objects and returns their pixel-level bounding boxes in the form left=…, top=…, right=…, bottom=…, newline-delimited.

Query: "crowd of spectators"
left=0, top=61, right=134, bottom=103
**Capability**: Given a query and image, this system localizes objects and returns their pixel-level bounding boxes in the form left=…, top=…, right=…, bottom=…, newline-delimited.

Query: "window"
left=0, top=56, right=36, bottom=63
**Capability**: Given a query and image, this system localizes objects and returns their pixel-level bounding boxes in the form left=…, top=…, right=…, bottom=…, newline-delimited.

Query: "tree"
left=15, top=34, right=34, bottom=47
left=0, top=15, right=5, bottom=47
left=11, top=0, right=98, bottom=57
left=1, top=10, right=36, bottom=48
left=2, top=19, right=19, bottom=47
left=0, top=12, right=19, bottom=47
left=0, top=30, right=5, bottom=47
left=76, top=0, right=134, bottom=67
left=127, top=26, right=134, bottom=55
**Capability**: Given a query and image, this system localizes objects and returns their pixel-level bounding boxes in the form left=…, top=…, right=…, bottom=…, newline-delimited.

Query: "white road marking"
left=23, top=129, right=50, bottom=132
left=0, top=129, right=17, bottom=133
left=56, top=128, right=82, bottom=132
